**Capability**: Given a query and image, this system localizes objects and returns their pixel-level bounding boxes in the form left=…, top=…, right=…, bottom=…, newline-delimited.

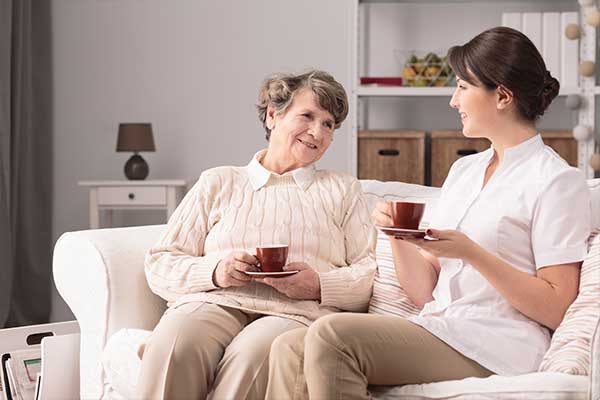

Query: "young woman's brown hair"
left=448, top=26, right=560, bottom=122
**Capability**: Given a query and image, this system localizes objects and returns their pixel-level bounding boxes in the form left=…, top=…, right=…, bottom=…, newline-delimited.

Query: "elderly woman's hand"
left=213, top=251, right=260, bottom=288
left=259, top=263, right=321, bottom=300
left=403, top=228, right=480, bottom=261
left=372, top=201, right=394, bottom=227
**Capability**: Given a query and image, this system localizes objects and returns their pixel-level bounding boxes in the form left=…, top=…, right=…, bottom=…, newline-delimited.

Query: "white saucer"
left=244, top=270, right=299, bottom=278
left=376, top=226, right=426, bottom=238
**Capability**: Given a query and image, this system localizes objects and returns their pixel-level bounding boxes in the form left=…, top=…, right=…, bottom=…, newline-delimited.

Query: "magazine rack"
left=0, top=321, right=79, bottom=400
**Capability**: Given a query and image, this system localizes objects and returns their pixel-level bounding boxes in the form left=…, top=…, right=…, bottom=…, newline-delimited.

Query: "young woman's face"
left=449, top=77, right=499, bottom=138
left=267, top=88, right=335, bottom=168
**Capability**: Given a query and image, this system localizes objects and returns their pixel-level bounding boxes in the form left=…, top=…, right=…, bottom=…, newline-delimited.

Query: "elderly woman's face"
left=266, top=88, right=335, bottom=169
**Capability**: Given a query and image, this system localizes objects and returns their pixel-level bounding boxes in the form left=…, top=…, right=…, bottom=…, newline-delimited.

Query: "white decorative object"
left=561, top=12, right=580, bottom=89
left=78, top=180, right=187, bottom=229
left=565, top=23, right=582, bottom=39
left=586, top=9, right=600, bottom=26
left=580, top=60, right=596, bottom=76
left=573, top=124, right=593, bottom=141
left=566, top=94, right=583, bottom=109
left=543, top=13, right=561, bottom=79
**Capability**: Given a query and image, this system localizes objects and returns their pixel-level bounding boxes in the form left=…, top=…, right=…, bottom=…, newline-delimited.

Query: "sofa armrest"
left=53, top=225, right=167, bottom=399
left=591, top=317, right=600, bottom=400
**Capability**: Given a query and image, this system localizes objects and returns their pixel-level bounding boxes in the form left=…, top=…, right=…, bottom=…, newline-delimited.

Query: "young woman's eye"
left=302, top=113, right=311, bottom=119
left=325, top=122, right=334, bottom=129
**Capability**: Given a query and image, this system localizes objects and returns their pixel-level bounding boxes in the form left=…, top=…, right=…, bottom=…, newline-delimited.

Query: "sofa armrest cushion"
left=539, top=229, right=600, bottom=376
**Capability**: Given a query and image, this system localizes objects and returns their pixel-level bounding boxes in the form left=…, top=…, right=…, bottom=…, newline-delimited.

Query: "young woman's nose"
left=449, top=88, right=460, bottom=109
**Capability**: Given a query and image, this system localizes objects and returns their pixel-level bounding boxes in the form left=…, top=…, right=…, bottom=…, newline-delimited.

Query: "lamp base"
left=124, top=154, right=149, bottom=180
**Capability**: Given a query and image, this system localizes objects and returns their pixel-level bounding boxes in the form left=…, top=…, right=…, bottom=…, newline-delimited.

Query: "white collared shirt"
left=247, top=149, right=316, bottom=191
left=408, top=134, right=591, bottom=375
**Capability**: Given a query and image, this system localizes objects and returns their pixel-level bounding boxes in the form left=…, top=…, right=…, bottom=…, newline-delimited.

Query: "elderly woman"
left=136, top=70, right=376, bottom=399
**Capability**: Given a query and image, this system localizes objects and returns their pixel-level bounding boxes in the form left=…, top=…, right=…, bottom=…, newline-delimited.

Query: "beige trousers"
left=137, top=301, right=304, bottom=400
left=266, top=313, right=493, bottom=400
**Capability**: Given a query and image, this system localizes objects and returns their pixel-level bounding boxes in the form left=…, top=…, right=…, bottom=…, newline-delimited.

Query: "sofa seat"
left=102, top=328, right=589, bottom=400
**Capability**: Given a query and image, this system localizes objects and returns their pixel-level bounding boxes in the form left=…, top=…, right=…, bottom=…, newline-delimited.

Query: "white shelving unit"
left=350, top=0, right=597, bottom=179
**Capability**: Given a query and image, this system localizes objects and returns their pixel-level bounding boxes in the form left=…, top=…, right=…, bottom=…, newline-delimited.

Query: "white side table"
left=78, top=180, right=187, bottom=229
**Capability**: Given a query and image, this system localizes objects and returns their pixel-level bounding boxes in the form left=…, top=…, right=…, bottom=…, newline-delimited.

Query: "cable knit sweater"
left=144, top=151, right=377, bottom=325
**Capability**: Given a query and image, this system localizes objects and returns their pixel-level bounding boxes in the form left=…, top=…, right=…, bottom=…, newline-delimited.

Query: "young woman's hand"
left=212, top=251, right=260, bottom=288
left=258, top=263, right=321, bottom=300
left=372, top=201, right=394, bottom=227
left=403, top=228, right=480, bottom=261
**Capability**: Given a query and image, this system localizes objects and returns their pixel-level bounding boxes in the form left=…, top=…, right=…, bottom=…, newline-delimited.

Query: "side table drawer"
left=97, top=186, right=167, bottom=206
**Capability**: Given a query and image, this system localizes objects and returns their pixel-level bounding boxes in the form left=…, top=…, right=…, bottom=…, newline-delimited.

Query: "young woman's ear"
left=496, top=85, right=514, bottom=110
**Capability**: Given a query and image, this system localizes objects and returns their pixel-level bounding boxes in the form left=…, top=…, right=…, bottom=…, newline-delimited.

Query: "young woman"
left=265, top=27, right=592, bottom=400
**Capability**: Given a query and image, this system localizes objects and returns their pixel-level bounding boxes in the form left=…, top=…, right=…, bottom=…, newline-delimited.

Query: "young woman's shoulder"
left=530, top=146, right=586, bottom=190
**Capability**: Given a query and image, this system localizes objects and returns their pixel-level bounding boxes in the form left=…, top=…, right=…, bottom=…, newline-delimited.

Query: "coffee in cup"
left=255, top=245, right=289, bottom=273
left=390, top=201, right=426, bottom=230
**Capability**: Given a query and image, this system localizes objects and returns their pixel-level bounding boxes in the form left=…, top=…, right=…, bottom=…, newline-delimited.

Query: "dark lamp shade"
left=116, top=123, right=156, bottom=152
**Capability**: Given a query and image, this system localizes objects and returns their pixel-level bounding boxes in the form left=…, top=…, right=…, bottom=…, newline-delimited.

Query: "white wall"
left=50, top=0, right=354, bottom=321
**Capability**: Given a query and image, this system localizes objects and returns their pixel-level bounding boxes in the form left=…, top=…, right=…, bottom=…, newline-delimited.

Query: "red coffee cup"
left=390, top=201, right=426, bottom=230
left=255, top=245, right=289, bottom=273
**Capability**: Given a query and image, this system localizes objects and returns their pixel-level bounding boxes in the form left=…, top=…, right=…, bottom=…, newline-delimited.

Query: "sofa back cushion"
left=360, top=180, right=440, bottom=317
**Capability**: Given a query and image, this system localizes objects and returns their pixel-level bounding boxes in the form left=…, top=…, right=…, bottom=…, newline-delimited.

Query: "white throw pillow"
left=539, top=229, right=600, bottom=375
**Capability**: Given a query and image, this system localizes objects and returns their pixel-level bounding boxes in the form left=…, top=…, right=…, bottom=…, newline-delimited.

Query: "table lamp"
left=116, top=123, right=156, bottom=180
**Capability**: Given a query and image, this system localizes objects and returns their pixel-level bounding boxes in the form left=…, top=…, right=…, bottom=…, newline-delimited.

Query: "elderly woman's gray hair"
left=257, top=70, right=349, bottom=141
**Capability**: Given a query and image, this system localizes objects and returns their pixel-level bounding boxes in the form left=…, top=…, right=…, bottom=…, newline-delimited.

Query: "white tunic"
left=408, top=134, right=591, bottom=375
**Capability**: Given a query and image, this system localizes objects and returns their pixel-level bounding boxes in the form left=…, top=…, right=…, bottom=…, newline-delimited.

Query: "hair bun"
left=537, top=70, right=560, bottom=117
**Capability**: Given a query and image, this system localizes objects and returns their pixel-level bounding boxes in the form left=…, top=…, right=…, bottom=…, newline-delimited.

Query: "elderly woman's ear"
left=266, top=105, right=277, bottom=131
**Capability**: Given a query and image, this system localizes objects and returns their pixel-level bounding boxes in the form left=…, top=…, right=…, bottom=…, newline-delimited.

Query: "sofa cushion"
left=369, top=372, right=588, bottom=400
left=539, top=229, right=600, bottom=375
left=368, top=231, right=422, bottom=317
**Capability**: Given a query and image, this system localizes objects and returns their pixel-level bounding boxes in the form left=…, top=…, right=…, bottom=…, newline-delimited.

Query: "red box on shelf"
left=360, top=77, right=403, bottom=86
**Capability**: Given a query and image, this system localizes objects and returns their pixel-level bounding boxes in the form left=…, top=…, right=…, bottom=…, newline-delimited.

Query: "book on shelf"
left=502, top=11, right=579, bottom=89
left=522, top=12, right=543, bottom=53
left=543, top=12, right=561, bottom=80
left=501, top=12, right=522, bottom=31
left=561, top=12, right=579, bottom=89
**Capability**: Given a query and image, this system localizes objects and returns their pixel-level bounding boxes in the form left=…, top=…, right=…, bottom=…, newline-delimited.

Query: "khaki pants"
left=137, top=301, right=304, bottom=400
left=266, top=313, right=492, bottom=400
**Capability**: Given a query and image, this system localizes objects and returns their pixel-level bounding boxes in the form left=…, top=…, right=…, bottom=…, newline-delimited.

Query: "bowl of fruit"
left=396, top=51, right=455, bottom=87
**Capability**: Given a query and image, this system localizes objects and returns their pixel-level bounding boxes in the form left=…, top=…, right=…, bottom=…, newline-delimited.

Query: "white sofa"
left=53, top=179, right=600, bottom=400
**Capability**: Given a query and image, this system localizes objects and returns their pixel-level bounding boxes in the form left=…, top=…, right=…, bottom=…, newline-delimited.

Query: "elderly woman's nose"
left=309, top=122, right=326, bottom=138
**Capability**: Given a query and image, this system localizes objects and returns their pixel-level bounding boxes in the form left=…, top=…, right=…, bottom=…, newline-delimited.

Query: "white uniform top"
left=408, top=134, right=591, bottom=376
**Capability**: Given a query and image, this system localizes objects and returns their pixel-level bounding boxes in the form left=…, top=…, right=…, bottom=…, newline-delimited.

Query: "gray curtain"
left=0, top=0, right=53, bottom=328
